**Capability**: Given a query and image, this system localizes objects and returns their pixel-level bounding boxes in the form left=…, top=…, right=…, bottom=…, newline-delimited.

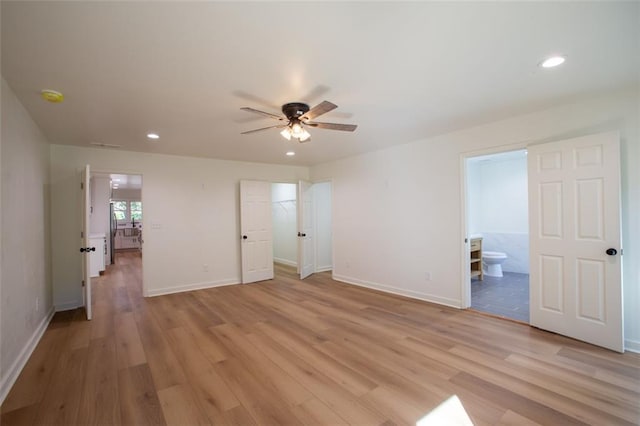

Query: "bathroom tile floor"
left=471, top=272, right=529, bottom=323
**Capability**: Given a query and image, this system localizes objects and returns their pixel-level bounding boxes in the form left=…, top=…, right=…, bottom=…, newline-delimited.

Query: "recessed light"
left=147, top=133, right=160, bottom=140
left=286, top=151, right=295, bottom=156
left=540, top=55, right=566, bottom=68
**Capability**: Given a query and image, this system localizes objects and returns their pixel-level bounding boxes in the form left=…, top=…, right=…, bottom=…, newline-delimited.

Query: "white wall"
left=313, top=182, right=333, bottom=272
left=467, top=154, right=529, bottom=273
left=311, top=89, right=640, bottom=351
left=1, top=78, right=53, bottom=402
left=50, top=145, right=309, bottom=305
left=112, top=187, right=141, bottom=201
left=90, top=176, right=112, bottom=264
left=468, top=155, right=528, bottom=234
left=272, top=183, right=297, bottom=266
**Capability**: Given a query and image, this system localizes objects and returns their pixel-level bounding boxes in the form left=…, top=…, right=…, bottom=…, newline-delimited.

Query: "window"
left=113, top=201, right=127, bottom=221
left=130, top=201, right=142, bottom=221
left=112, top=200, right=142, bottom=222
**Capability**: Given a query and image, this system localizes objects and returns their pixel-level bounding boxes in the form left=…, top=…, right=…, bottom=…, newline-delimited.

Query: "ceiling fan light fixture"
left=298, top=129, right=311, bottom=142
left=280, top=128, right=292, bottom=140
left=290, top=122, right=304, bottom=138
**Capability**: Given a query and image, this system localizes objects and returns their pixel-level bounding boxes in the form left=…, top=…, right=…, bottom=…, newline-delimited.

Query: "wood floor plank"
left=76, top=336, right=121, bottom=425
left=1, top=327, right=69, bottom=413
left=2, top=253, right=639, bottom=426
left=157, top=384, right=209, bottom=426
left=245, top=330, right=388, bottom=425
left=133, top=307, right=187, bottom=391
left=32, top=347, right=87, bottom=425
left=115, top=311, right=147, bottom=369
left=118, top=363, right=166, bottom=426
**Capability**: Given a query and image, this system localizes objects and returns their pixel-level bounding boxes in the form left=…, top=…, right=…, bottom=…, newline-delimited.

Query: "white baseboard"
left=625, top=339, right=640, bottom=353
left=0, top=307, right=55, bottom=405
left=332, top=274, right=462, bottom=309
left=316, top=265, right=332, bottom=273
left=147, top=278, right=241, bottom=297
left=274, top=258, right=297, bottom=267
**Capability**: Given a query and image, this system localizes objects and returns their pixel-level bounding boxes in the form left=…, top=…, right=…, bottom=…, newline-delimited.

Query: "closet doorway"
left=271, top=181, right=333, bottom=279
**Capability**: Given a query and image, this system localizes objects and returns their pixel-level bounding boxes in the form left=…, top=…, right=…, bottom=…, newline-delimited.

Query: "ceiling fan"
left=240, top=101, right=357, bottom=143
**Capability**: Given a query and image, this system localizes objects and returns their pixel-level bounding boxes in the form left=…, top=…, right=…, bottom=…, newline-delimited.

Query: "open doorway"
left=270, top=181, right=333, bottom=279
left=89, top=172, right=143, bottom=275
left=465, top=150, right=529, bottom=322
left=271, top=183, right=298, bottom=268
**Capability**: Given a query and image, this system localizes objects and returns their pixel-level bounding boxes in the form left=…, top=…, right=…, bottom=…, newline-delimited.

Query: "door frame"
left=459, top=142, right=528, bottom=309
left=89, top=168, right=146, bottom=296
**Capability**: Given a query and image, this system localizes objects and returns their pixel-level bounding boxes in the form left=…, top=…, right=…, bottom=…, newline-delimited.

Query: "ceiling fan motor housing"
left=282, top=102, right=310, bottom=120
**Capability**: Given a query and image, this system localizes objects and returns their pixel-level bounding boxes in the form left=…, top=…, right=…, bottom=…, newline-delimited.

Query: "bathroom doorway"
left=464, top=149, right=530, bottom=322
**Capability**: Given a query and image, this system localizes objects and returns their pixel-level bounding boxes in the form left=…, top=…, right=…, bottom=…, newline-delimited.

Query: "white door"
left=81, top=165, right=92, bottom=320
left=298, top=180, right=315, bottom=279
left=528, top=131, right=622, bottom=352
left=240, top=180, right=274, bottom=283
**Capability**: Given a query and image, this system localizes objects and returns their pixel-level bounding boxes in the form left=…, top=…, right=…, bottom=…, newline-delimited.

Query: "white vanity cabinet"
left=89, top=233, right=106, bottom=277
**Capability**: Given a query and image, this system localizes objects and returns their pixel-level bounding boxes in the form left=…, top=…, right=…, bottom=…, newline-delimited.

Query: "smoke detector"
left=41, top=89, right=64, bottom=103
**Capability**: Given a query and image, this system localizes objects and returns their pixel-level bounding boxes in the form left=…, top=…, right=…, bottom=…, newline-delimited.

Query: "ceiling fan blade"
left=305, top=122, right=357, bottom=132
left=241, top=124, right=287, bottom=135
left=300, top=101, right=337, bottom=121
left=240, top=107, right=285, bottom=121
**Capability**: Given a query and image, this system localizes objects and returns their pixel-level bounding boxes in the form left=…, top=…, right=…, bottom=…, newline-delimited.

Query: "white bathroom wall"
left=314, top=182, right=333, bottom=272
left=272, top=183, right=297, bottom=266
left=467, top=153, right=529, bottom=273
left=0, top=78, right=53, bottom=402
left=50, top=145, right=309, bottom=306
left=311, top=88, right=640, bottom=351
left=90, top=176, right=112, bottom=265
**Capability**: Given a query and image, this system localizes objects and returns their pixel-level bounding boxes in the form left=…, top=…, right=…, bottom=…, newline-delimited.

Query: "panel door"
left=528, top=132, right=622, bottom=352
left=240, top=180, right=274, bottom=284
left=298, top=180, right=315, bottom=279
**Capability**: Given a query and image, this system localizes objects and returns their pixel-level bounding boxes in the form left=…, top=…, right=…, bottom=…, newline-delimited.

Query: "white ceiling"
left=2, top=2, right=638, bottom=166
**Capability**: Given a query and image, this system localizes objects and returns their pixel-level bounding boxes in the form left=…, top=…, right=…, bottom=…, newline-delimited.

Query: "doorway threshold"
left=466, top=308, right=529, bottom=326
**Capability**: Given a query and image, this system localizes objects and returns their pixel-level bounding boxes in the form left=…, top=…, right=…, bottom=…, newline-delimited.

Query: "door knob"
left=298, top=232, right=306, bottom=237
left=242, top=235, right=248, bottom=240
left=606, top=248, right=617, bottom=256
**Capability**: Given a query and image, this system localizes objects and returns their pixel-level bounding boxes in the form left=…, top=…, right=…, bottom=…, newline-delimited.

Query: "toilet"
left=482, top=251, right=508, bottom=277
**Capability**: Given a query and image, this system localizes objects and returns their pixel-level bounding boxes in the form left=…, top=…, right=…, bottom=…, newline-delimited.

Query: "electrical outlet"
left=425, top=272, right=432, bottom=281
left=35, top=297, right=39, bottom=312
left=203, top=264, right=209, bottom=272
left=345, top=261, right=350, bottom=269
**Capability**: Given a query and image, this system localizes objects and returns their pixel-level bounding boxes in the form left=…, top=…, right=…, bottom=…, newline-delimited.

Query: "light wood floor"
left=2, top=252, right=639, bottom=425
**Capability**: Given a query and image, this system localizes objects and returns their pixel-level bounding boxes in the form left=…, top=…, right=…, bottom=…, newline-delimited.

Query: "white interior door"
left=240, top=180, right=274, bottom=283
left=298, top=180, right=315, bottom=279
left=528, top=131, right=622, bottom=352
left=81, top=165, right=92, bottom=320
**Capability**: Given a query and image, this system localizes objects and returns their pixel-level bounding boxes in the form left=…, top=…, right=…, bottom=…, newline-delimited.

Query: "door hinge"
left=621, top=248, right=624, bottom=256
left=82, top=280, right=85, bottom=287
left=81, top=182, right=84, bottom=190
left=81, top=231, right=84, bottom=238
